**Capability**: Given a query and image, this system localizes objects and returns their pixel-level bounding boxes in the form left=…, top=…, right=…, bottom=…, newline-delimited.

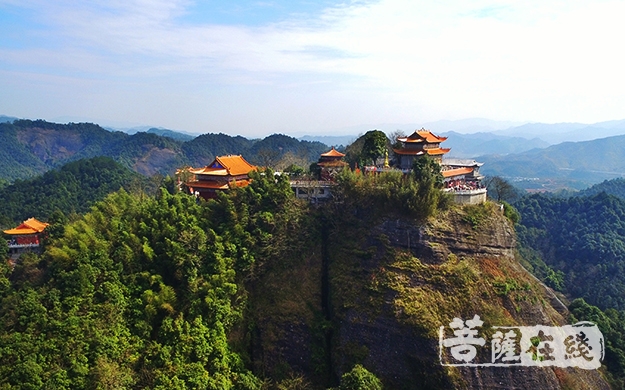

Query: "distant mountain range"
left=3, top=115, right=625, bottom=190
left=440, top=131, right=550, bottom=158
left=479, top=134, right=625, bottom=185
left=105, top=126, right=196, bottom=141
left=493, top=120, right=625, bottom=144
left=0, top=115, right=17, bottom=124
left=300, top=118, right=625, bottom=157
left=0, top=120, right=328, bottom=181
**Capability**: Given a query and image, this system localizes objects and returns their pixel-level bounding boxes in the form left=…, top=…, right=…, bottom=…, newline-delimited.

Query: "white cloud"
left=1, top=0, right=624, bottom=134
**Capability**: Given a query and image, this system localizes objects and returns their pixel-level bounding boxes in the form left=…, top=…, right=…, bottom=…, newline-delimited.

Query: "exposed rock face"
left=246, top=202, right=611, bottom=389
left=328, top=203, right=611, bottom=389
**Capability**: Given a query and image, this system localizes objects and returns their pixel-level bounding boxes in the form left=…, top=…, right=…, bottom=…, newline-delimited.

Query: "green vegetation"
left=0, top=236, right=7, bottom=262
left=0, top=120, right=331, bottom=182
left=336, top=364, right=382, bottom=390
left=361, top=131, right=388, bottom=166
left=577, top=177, right=625, bottom=200
left=343, top=130, right=390, bottom=168
left=511, top=180, right=625, bottom=385
left=0, top=157, right=148, bottom=224
left=569, top=298, right=625, bottom=388
left=515, top=191, right=625, bottom=310
left=334, top=159, right=449, bottom=222
left=0, top=166, right=306, bottom=388
left=2, top=128, right=599, bottom=388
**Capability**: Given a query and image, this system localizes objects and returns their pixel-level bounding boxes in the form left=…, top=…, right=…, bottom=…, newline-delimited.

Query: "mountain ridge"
left=0, top=120, right=328, bottom=181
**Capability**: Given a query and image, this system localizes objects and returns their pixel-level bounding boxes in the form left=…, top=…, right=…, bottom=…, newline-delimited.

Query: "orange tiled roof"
left=320, top=147, right=345, bottom=158
left=442, top=167, right=474, bottom=178
left=425, top=147, right=451, bottom=156
left=393, top=148, right=425, bottom=156
left=398, top=129, right=448, bottom=144
left=191, top=155, right=256, bottom=177
left=3, top=217, right=49, bottom=235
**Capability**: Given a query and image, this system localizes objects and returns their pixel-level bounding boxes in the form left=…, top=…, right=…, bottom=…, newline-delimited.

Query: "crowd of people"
left=444, top=179, right=484, bottom=192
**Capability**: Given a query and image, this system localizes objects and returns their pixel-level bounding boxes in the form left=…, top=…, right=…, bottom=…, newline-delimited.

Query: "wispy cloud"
left=1, top=0, right=624, bottom=133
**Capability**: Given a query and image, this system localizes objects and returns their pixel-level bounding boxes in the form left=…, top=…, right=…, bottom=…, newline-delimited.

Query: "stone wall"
left=452, top=188, right=487, bottom=204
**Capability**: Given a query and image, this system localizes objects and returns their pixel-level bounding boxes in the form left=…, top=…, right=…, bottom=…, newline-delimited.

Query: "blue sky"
left=1, top=0, right=624, bottom=136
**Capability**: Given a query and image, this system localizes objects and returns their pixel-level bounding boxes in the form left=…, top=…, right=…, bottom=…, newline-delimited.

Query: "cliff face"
left=245, top=202, right=611, bottom=389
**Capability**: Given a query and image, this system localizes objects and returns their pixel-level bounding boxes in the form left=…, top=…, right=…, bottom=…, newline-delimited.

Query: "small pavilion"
left=317, top=147, right=348, bottom=181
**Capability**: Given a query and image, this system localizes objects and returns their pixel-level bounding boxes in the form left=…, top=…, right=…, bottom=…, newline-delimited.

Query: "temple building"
left=441, top=158, right=487, bottom=204
left=291, top=147, right=347, bottom=202
left=3, top=217, right=49, bottom=259
left=317, top=147, right=348, bottom=181
left=184, top=155, right=256, bottom=200
left=442, top=159, right=484, bottom=182
left=393, top=129, right=451, bottom=169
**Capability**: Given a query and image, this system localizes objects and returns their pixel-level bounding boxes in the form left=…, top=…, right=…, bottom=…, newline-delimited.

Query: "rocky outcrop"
left=329, top=203, right=611, bottom=389
left=244, top=202, right=611, bottom=388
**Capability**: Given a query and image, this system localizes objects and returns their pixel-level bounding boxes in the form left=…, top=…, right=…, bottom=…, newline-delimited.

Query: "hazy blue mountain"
left=146, top=127, right=195, bottom=141
left=305, top=118, right=524, bottom=141
left=494, top=121, right=625, bottom=144
left=299, top=134, right=358, bottom=148
left=0, top=115, right=17, bottom=123
left=105, top=125, right=196, bottom=141
left=421, top=118, right=524, bottom=133
left=480, top=134, right=625, bottom=185
left=441, top=131, right=549, bottom=158
left=302, top=126, right=548, bottom=158
left=104, top=125, right=154, bottom=134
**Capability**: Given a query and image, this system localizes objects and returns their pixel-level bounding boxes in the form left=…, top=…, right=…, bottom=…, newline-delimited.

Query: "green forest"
left=515, top=191, right=625, bottom=310
left=0, top=157, right=150, bottom=227
left=511, top=179, right=625, bottom=387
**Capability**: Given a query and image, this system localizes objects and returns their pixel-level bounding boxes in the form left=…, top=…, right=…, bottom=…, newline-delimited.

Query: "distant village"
left=3, top=129, right=486, bottom=260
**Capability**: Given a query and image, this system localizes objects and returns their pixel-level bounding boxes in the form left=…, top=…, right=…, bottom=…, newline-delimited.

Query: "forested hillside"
left=0, top=172, right=303, bottom=388
left=512, top=183, right=625, bottom=385
left=0, top=165, right=612, bottom=388
left=576, top=178, right=625, bottom=200
left=515, top=192, right=625, bottom=310
left=0, top=157, right=149, bottom=226
left=0, top=120, right=329, bottom=182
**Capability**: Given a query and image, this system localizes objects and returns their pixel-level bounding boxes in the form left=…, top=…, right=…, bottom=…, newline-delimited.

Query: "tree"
left=338, top=364, right=383, bottom=390
left=387, top=129, right=406, bottom=150
left=283, top=164, right=305, bottom=177
left=255, top=148, right=281, bottom=168
left=0, top=235, right=8, bottom=262
left=361, top=130, right=388, bottom=166
left=485, top=176, right=519, bottom=203
left=412, top=156, right=443, bottom=188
